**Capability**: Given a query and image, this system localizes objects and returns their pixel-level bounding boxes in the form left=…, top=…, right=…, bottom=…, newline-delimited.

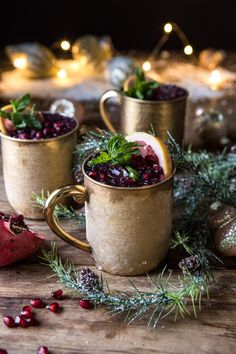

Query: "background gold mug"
left=44, top=157, right=175, bottom=276
left=99, top=90, right=188, bottom=144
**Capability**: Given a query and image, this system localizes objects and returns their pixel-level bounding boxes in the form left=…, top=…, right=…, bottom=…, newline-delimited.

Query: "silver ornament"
left=5, top=42, right=58, bottom=79
left=105, top=56, right=136, bottom=89
left=194, top=109, right=228, bottom=146
left=50, top=99, right=75, bottom=118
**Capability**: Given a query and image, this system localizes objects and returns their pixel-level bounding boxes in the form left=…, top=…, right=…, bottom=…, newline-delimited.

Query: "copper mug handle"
left=99, top=90, right=120, bottom=133
left=44, top=185, right=91, bottom=252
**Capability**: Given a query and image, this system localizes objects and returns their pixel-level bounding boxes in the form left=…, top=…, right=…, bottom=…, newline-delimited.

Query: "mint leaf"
left=107, top=134, right=141, bottom=165
left=0, top=110, right=11, bottom=119
left=125, top=165, right=141, bottom=181
left=10, top=94, right=31, bottom=112
left=88, top=152, right=111, bottom=166
left=123, top=68, right=160, bottom=100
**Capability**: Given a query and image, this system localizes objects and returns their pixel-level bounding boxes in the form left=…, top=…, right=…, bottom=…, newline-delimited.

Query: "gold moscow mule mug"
left=45, top=157, right=175, bottom=276
left=99, top=89, right=188, bottom=144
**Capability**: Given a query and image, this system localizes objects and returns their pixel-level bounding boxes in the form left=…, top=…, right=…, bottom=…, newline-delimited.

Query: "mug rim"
left=82, top=155, right=175, bottom=191
left=120, top=91, right=188, bottom=105
left=0, top=113, right=79, bottom=144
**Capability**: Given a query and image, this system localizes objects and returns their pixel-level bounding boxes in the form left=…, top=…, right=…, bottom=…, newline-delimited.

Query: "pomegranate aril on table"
left=30, top=298, right=45, bottom=308
left=3, top=316, right=15, bottom=328
left=79, top=299, right=93, bottom=309
left=46, top=302, right=61, bottom=313
left=15, top=315, right=29, bottom=328
left=51, top=289, right=63, bottom=299
left=37, top=346, right=49, bottom=354
left=0, top=349, right=8, bottom=354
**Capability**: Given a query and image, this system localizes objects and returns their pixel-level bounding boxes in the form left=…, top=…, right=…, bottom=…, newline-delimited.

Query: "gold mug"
left=44, top=157, right=175, bottom=276
left=99, top=90, right=188, bottom=144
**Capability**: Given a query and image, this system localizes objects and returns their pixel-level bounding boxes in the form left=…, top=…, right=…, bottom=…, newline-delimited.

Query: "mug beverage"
left=99, top=90, right=188, bottom=144
left=44, top=156, right=175, bottom=276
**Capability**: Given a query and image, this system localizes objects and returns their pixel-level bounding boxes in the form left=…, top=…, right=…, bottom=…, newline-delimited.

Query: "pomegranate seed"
left=79, top=299, right=93, bottom=309
left=0, top=349, right=7, bottom=354
left=143, top=172, right=151, bottom=181
left=15, top=315, right=28, bottom=328
left=37, top=346, right=49, bottom=354
left=46, top=302, right=60, bottom=313
left=51, top=289, right=63, bottom=299
left=30, top=298, right=45, bottom=308
left=21, top=306, right=32, bottom=319
left=3, top=316, right=15, bottom=328
left=26, top=317, right=38, bottom=326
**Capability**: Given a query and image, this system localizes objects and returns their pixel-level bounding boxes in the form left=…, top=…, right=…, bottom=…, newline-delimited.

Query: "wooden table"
left=0, top=166, right=236, bottom=354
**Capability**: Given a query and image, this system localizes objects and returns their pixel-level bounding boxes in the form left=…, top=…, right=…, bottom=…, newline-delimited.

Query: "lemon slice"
left=126, top=132, right=172, bottom=177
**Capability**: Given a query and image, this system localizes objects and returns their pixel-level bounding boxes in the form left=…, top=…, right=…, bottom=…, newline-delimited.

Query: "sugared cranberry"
left=30, top=298, right=45, bottom=308
left=143, top=172, right=152, bottom=181
left=46, top=302, right=60, bottom=313
left=51, top=289, right=63, bottom=299
left=15, top=315, right=28, bottom=328
left=37, top=346, right=49, bottom=354
left=79, top=299, right=93, bottom=309
left=3, top=316, right=15, bottom=328
left=0, top=349, right=7, bottom=354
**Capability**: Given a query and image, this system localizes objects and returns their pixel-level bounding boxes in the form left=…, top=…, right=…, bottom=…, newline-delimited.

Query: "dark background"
left=0, top=0, right=235, bottom=54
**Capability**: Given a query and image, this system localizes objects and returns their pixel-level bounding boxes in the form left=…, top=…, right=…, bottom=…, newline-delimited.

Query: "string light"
left=60, top=40, right=71, bottom=51
left=209, top=69, right=221, bottom=90
left=13, top=56, right=27, bottom=69
left=184, top=45, right=193, bottom=56
left=142, top=61, right=151, bottom=71
left=164, top=23, right=173, bottom=33
left=57, top=68, right=68, bottom=79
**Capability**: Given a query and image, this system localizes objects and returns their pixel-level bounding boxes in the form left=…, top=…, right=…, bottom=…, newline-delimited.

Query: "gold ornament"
left=5, top=42, right=58, bottom=79
left=199, top=49, right=225, bottom=70
left=72, top=35, right=114, bottom=69
left=208, top=202, right=236, bottom=256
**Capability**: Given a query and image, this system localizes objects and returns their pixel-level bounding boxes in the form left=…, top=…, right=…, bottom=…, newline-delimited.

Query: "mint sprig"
left=0, top=94, right=42, bottom=130
left=88, top=134, right=142, bottom=180
left=123, top=67, right=160, bottom=100
left=88, top=134, right=140, bottom=167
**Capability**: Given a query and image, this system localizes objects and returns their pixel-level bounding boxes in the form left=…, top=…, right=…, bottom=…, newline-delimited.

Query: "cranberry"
left=51, top=289, right=63, bottom=299
left=30, top=298, right=45, bottom=308
left=37, top=346, right=49, bottom=354
left=46, top=302, right=60, bottom=313
left=3, top=316, right=15, bottom=328
left=15, top=315, right=28, bottom=328
left=79, top=299, right=93, bottom=309
left=0, top=349, right=7, bottom=354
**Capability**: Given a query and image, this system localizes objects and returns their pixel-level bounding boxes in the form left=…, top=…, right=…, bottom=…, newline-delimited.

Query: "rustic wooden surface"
left=0, top=162, right=236, bottom=354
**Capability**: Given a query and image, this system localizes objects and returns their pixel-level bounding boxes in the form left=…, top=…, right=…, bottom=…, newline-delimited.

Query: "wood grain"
left=0, top=156, right=236, bottom=354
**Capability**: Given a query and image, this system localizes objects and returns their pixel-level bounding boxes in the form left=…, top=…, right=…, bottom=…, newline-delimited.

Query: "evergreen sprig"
left=42, top=243, right=209, bottom=328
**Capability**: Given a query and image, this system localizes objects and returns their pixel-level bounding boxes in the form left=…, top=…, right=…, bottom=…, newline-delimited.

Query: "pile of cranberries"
left=0, top=212, right=28, bottom=234
left=10, top=113, right=76, bottom=140
left=151, top=84, right=187, bottom=101
left=85, top=153, right=164, bottom=187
